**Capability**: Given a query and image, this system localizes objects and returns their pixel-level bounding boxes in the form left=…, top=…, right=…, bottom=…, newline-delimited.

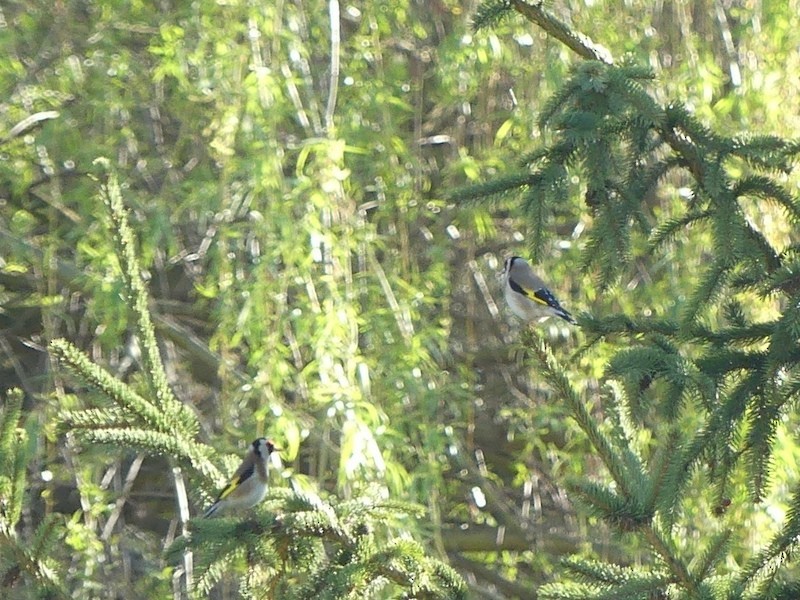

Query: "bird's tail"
left=203, top=502, right=220, bottom=518
left=557, top=308, right=578, bottom=325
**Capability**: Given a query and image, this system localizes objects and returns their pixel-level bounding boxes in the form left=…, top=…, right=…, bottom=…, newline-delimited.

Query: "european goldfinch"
left=203, top=438, right=278, bottom=518
left=502, top=256, right=577, bottom=325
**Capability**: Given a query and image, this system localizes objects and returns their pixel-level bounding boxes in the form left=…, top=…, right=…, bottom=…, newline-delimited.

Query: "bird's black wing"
left=216, top=461, right=255, bottom=501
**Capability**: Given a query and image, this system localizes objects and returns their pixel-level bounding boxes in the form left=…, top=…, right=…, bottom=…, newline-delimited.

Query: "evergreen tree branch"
left=0, top=391, right=68, bottom=598
left=0, top=224, right=247, bottom=387
left=49, top=342, right=220, bottom=482
left=472, top=1, right=800, bottom=595
left=680, top=260, right=730, bottom=325
left=177, top=488, right=466, bottom=599
left=50, top=339, right=166, bottom=431
left=643, top=523, right=697, bottom=594
left=0, top=530, right=70, bottom=599
left=1, top=389, right=35, bottom=527
left=690, top=529, right=731, bottom=582
left=649, top=209, right=713, bottom=252
left=0, top=389, right=24, bottom=473
left=733, top=175, right=800, bottom=222
left=503, top=5, right=791, bottom=226
left=450, top=171, right=537, bottom=204
left=568, top=480, right=650, bottom=530
left=59, top=407, right=136, bottom=431
left=523, top=331, right=633, bottom=497
left=559, top=556, right=673, bottom=598
left=95, top=161, right=196, bottom=432
left=524, top=337, right=703, bottom=593
left=643, top=426, right=683, bottom=522
left=739, top=482, right=800, bottom=596
left=745, top=392, right=783, bottom=502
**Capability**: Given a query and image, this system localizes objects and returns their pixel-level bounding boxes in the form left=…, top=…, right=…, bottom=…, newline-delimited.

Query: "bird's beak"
left=269, top=449, right=283, bottom=469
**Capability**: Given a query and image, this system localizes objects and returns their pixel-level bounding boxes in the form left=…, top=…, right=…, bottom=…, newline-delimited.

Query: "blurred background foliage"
left=2, top=0, right=800, bottom=597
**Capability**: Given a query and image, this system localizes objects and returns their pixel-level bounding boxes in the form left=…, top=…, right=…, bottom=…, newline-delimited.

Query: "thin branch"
left=98, top=166, right=179, bottom=413
left=172, top=466, right=193, bottom=596
left=450, top=554, right=535, bottom=599
left=325, top=0, right=341, bottom=133
left=1, top=111, right=60, bottom=145
left=644, top=525, right=697, bottom=594
left=509, top=0, right=612, bottom=64
left=101, top=453, right=145, bottom=541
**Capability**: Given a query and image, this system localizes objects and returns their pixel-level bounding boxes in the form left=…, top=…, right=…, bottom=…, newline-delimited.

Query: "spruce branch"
left=59, top=407, right=135, bottom=431
left=503, top=3, right=799, bottom=229
left=49, top=340, right=219, bottom=481
left=471, top=0, right=512, bottom=31
left=472, top=0, right=800, bottom=595
left=73, top=427, right=219, bottom=481
left=643, top=523, right=697, bottom=595
left=690, top=529, right=732, bottom=582
left=568, top=480, right=650, bottom=530
left=0, top=531, right=70, bottom=599
left=640, top=426, right=681, bottom=513
left=49, top=338, right=166, bottom=432
left=524, top=337, right=704, bottom=593
left=677, top=371, right=761, bottom=499
left=524, top=331, right=633, bottom=497
left=0, top=389, right=23, bottom=470
left=177, top=487, right=465, bottom=599
left=649, top=209, right=713, bottom=252
left=559, top=557, right=673, bottom=598
left=449, top=172, right=536, bottom=204
left=94, top=160, right=187, bottom=423
left=0, top=389, right=33, bottom=528
left=0, top=391, right=69, bottom=599
left=680, top=260, right=731, bottom=325
left=733, top=175, right=800, bottom=221
left=745, top=393, right=783, bottom=502
left=739, top=482, right=800, bottom=595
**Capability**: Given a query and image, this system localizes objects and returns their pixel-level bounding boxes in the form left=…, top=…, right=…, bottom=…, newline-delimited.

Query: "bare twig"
left=101, top=453, right=145, bottom=540
left=1, top=111, right=59, bottom=145
left=325, top=0, right=341, bottom=133
left=172, top=466, right=193, bottom=596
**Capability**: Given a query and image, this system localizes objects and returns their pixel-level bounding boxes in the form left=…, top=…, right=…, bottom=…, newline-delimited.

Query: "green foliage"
left=540, top=557, right=672, bottom=600
left=49, top=169, right=219, bottom=482
left=464, top=0, right=800, bottom=597
left=7, top=0, right=800, bottom=596
left=472, top=0, right=513, bottom=31
left=172, top=486, right=465, bottom=599
left=45, top=172, right=465, bottom=597
left=0, top=389, right=68, bottom=598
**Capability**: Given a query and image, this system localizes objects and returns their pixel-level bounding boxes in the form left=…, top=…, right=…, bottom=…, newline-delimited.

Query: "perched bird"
left=203, top=438, right=278, bottom=518
left=502, top=256, right=577, bottom=325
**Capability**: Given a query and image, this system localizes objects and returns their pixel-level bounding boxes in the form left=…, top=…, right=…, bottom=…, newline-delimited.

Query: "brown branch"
left=509, top=0, right=612, bottom=64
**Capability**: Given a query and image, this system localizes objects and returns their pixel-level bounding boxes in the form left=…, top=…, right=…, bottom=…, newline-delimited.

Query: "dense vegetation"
left=3, top=0, right=800, bottom=598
